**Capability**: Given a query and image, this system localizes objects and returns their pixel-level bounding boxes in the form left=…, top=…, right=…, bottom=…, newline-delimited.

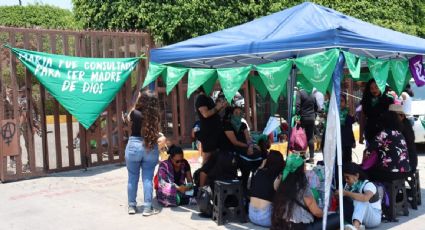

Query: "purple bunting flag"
left=409, top=55, right=425, bottom=87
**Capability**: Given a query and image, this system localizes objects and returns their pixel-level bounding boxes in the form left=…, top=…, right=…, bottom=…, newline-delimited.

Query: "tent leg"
left=286, top=65, right=296, bottom=157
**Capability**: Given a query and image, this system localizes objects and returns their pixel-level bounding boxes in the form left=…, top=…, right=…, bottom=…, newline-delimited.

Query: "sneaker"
left=142, top=207, right=159, bottom=216
left=128, top=206, right=137, bottom=215
left=344, top=225, right=356, bottom=230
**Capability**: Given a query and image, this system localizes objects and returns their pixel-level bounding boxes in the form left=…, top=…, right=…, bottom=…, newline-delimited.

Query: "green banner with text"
left=7, top=45, right=140, bottom=129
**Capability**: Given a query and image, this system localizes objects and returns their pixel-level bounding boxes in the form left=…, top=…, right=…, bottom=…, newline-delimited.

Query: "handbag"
left=289, top=124, right=308, bottom=151
left=361, top=150, right=378, bottom=170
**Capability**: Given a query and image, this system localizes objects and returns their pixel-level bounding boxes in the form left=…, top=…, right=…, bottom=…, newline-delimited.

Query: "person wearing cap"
left=363, top=111, right=411, bottom=182
left=248, top=150, right=285, bottom=227
left=389, top=104, right=417, bottom=172
left=156, top=145, right=193, bottom=207
left=271, top=154, right=339, bottom=230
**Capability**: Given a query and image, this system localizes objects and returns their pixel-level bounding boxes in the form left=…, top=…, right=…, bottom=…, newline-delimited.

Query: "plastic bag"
left=289, top=125, right=307, bottom=151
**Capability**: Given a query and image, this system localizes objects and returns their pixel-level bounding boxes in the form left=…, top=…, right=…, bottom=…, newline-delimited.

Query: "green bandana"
left=282, top=154, right=304, bottom=182
left=230, top=114, right=242, bottom=131
left=340, top=108, right=348, bottom=126
left=256, top=134, right=268, bottom=145
left=349, top=180, right=364, bottom=193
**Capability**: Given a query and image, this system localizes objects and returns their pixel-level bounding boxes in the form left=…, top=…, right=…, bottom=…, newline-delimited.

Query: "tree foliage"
left=59, top=0, right=425, bottom=45
left=0, top=4, right=81, bottom=29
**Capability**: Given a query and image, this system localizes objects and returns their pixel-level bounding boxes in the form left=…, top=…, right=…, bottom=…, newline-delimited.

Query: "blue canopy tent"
left=151, top=2, right=425, bottom=67
left=148, top=2, right=425, bottom=229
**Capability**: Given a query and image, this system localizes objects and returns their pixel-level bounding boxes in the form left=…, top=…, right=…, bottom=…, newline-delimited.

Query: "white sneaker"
left=128, top=206, right=136, bottom=215
left=142, top=207, right=159, bottom=216
left=344, top=225, right=356, bottom=230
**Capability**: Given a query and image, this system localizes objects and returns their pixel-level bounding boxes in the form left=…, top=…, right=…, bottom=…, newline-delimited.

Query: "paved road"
left=1, top=145, right=425, bottom=229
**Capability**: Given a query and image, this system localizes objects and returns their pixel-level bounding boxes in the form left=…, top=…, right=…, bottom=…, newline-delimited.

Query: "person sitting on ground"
left=389, top=104, right=417, bottom=172
left=271, top=154, right=339, bottom=230
left=157, top=145, right=194, bottom=207
left=339, top=162, right=381, bottom=230
left=362, top=111, right=411, bottom=182
left=249, top=150, right=285, bottom=228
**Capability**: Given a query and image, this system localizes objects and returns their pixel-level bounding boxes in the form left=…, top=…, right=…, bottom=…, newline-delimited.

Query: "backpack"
left=196, top=186, right=213, bottom=217
left=361, top=180, right=387, bottom=205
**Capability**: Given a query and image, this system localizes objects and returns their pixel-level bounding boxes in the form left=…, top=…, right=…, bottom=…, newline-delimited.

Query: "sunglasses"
left=173, top=159, right=183, bottom=164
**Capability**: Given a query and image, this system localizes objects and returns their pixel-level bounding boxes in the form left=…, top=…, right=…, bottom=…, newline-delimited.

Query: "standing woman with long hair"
left=125, top=90, right=160, bottom=216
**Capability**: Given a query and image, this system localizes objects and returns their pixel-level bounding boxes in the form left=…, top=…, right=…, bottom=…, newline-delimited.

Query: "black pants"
left=301, top=120, right=315, bottom=159
left=237, top=156, right=262, bottom=193
left=367, top=169, right=407, bottom=182
left=342, top=146, right=352, bottom=164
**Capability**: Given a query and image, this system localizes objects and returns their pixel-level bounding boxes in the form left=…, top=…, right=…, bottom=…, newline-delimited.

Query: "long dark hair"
left=140, top=90, right=160, bottom=150
left=272, top=164, right=307, bottom=229
left=361, top=79, right=380, bottom=113
left=263, top=150, right=285, bottom=178
left=343, top=162, right=368, bottom=181
left=379, top=111, right=402, bottom=132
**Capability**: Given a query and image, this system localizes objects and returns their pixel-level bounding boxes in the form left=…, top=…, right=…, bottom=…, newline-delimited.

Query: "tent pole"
left=286, top=64, right=296, bottom=157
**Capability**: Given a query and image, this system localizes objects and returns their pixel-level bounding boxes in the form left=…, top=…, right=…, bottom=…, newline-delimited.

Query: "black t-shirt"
left=220, top=120, right=247, bottom=153
left=195, top=94, right=221, bottom=140
left=130, top=109, right=142, bottom=137
left=174, top=159, right=191, bottom=186
left=249, top=168, right=276, bottom=202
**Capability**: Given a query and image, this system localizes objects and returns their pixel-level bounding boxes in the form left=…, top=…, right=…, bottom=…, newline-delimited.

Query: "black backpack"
left=197, top=186, right=213, bottom=217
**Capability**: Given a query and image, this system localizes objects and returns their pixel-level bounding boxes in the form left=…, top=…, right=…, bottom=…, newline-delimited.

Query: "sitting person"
left=157, top=145, right=193, bottom=207
left=271, top=154, right=339, bottom=230
left=389, top=104, right=418, bottom=172
left=362, top=111, right=411, bottom=182
left=220, top=105, right=262, bottom=191
left=249, top=150, right=285, bottom=227
left=340, top=162, right=381, bottom=230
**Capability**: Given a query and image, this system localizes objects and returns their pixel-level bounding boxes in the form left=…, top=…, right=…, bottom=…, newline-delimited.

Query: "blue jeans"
left=249, top=203, right=272, bottom=227
left=125, top=136, right=159, bottom=208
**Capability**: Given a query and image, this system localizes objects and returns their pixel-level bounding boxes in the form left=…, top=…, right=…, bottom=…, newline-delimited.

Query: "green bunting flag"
left=296, top=74, right=314, bottom=94
left=164, top=66, right=188, bottom=95
left=343, top=51, right=361, bottom=80
left=8, top=46, right=140, bottom=129
left=203, top=74, right=217, bottom=96
left=187, top=68, right=217, bottom=98
left=388, top=60, right=409, bottom=96
left=368, top=59, right=390, bottom=93
left=217, top=66, right=251, bottom=102
left=295, top=49, right=339, bottom=94
left=142, top=62, right=165, bottom=88
left=249, top=74, right=268, bottom=98
left=256, top=60, right=292, bottom=103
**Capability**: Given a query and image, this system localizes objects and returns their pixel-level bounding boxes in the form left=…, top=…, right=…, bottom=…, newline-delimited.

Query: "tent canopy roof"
left=150, top=2, right=425, bottom=68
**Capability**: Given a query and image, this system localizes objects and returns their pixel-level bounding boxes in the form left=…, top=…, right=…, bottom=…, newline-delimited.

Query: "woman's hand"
left=247, top=145, right=254, bottom=155
left=176, top=185, right=189, bottom=193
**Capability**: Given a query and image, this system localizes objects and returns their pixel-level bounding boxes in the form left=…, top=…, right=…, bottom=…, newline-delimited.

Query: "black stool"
left=406, top=170, right=421, bottom=209
left=212, top=180, right=246, bottom=225
left=383, top=179, right=409, bottom=221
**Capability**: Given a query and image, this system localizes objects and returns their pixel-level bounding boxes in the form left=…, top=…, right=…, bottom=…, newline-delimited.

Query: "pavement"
left=1, top=145, right=425, bottom=230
